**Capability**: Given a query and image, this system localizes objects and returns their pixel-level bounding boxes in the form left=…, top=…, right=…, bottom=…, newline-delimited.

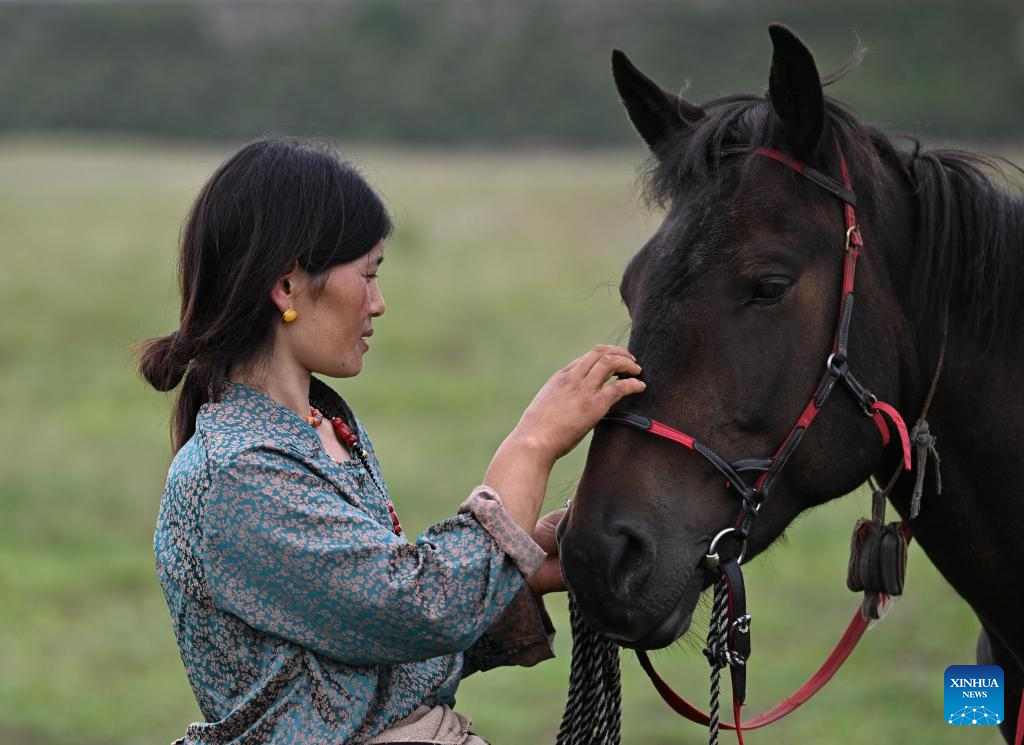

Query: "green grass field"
left=0, top=137, right=1005, bottom=744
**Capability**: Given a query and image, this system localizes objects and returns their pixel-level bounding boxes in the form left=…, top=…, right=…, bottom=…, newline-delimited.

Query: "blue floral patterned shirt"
left=155, top=378, right=553, bottom=743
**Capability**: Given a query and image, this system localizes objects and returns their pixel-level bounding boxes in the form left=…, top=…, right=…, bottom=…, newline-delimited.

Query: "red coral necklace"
left=306, top=406, right=402, bottom=536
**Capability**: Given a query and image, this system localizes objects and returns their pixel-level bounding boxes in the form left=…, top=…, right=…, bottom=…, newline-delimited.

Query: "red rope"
left=637, top=608, right=869, bottom=731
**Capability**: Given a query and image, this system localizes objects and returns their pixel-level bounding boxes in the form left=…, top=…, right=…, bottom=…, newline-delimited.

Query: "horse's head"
left=559, top=25, right=917, bottom=648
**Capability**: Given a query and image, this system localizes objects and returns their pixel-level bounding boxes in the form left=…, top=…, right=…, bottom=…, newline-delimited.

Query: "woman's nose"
left=371, top=285, right=386, bottom=317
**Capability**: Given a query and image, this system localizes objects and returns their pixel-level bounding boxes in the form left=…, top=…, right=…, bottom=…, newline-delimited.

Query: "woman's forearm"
left=483, top=429, right=555, bottom=535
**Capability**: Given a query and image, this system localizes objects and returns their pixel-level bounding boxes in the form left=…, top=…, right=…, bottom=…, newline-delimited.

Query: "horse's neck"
left=888, top=291, right=1024, bottom=660
left=873, top=153, right=1024, bottom=657
left=894, top=164, right=1024, bottom=519
left=906, top=319, right=1024, bottom=513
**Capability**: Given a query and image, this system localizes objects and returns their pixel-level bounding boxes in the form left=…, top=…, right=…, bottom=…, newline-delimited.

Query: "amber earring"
left=282, top=308, right=298, bottom=323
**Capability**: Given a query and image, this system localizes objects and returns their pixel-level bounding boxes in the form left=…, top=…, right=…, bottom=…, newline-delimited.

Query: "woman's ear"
left=269, top=262, right=301, bottom=314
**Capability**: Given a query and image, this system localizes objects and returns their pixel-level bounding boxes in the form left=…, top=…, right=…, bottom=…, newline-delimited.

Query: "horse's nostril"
left=607, top=522, right=656, bottom=600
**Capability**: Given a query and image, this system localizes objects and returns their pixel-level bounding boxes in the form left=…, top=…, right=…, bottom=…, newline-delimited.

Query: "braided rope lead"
left=702, top=573, right=730, bottom=745
left=557, top=593, right=622, bottom=745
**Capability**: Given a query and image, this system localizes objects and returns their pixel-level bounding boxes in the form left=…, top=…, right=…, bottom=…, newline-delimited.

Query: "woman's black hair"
left=136, top=136, right=393, bottom=452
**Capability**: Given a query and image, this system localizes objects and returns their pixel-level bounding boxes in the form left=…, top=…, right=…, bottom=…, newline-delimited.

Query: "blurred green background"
left=0, top=2, right=1018, bottom=744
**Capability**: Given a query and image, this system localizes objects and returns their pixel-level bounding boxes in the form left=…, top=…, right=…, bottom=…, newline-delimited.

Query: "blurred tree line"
left=0, top=0, right=1021, bottom=145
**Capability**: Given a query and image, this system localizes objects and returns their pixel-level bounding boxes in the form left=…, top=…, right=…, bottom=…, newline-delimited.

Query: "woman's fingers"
left=532, top=507, right=567, bottom=555
left=601, top=376, right=647, bottom=406
left=566, top=345, right=635, bottom=380
left=558, top=344, right=620, bottom=374
left=582, top=352, right=641, bottom=391
left=512, top=344, right=645, bottom=464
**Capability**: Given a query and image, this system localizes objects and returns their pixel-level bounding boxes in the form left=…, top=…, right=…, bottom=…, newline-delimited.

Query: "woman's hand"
left=531, top=506, right=566, bottom=555
left=529, top=557, right=565, bottom=595
left=512, top=345, right=645, bottom=464
left=483, top=345, right=643, bottom=537
left=529, top=507, right=567, bottom=595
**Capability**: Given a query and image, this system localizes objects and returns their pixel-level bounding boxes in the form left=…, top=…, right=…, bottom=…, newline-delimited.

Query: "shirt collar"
left=199, top=378, right=323, bottom=458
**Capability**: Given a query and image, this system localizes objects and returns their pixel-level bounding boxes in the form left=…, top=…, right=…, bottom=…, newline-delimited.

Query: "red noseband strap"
left=648, top=420, right=696, bottom=449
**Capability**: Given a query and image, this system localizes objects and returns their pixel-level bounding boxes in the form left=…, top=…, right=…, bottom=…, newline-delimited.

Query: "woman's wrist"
left=503, top=426, right=558, bottom=471
left=528, top=557, right=565, bottom=596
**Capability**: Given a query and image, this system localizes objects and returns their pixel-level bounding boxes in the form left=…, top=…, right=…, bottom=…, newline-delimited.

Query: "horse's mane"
left=642, top=92, right=1024, bottom=349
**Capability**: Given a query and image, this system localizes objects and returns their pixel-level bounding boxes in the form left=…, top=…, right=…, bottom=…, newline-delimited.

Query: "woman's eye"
left=746, top=276, right=792, bottom=306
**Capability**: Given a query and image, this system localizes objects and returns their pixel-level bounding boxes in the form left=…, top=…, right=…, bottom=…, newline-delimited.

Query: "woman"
left=138, top=137, right=644, bottom=744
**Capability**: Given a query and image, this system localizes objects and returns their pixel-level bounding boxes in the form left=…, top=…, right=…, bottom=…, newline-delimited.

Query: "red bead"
left=329, top=417, right=358, bottom=448
left=387, top=504, right=402, bottom=535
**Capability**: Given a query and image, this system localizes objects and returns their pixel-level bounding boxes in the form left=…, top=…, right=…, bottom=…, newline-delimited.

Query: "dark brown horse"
left=558, top=24, right=1024, bottom=742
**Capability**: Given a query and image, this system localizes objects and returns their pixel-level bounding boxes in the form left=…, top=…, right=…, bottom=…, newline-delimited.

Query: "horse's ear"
left=612, top=49, right=704, bottom=155
left=767, top=24, right=825, bottom=159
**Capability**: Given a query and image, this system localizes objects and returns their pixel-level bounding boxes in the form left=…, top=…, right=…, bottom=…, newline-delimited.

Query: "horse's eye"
left=746, top=276, right=792, bottom=306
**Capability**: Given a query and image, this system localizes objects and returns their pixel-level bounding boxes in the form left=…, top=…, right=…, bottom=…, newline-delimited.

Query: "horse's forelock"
left=640, top=94, right=889, bottom=209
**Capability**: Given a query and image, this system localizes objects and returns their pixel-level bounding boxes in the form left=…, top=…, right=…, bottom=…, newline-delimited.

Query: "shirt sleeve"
left=200, top=445, right=547, bottom=666
left=461, top=586, right=556, bottom=677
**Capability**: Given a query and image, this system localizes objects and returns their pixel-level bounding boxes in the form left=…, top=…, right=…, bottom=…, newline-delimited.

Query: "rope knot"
left=908, top=418, right=941, bottom=519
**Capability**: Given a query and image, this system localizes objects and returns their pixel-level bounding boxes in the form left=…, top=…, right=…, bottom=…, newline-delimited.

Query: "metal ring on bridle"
left=705, top=527, right=748, bottom=568
left=826, top=352, right=847, bottom=373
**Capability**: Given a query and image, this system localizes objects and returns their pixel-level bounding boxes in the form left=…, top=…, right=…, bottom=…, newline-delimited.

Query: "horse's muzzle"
left=559, top=515, right=701, bottom=645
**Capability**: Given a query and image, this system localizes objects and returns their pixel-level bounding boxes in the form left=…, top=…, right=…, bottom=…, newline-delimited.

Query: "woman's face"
left=288, top=241, right=386, bottom=378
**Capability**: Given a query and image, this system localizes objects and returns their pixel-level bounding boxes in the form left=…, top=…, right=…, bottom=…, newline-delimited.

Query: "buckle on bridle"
left=845, top=224, right=860, bottom=251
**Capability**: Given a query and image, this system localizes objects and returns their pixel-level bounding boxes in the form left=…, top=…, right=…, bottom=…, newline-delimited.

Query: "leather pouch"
left=846, top=518, right=908, bottom=595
